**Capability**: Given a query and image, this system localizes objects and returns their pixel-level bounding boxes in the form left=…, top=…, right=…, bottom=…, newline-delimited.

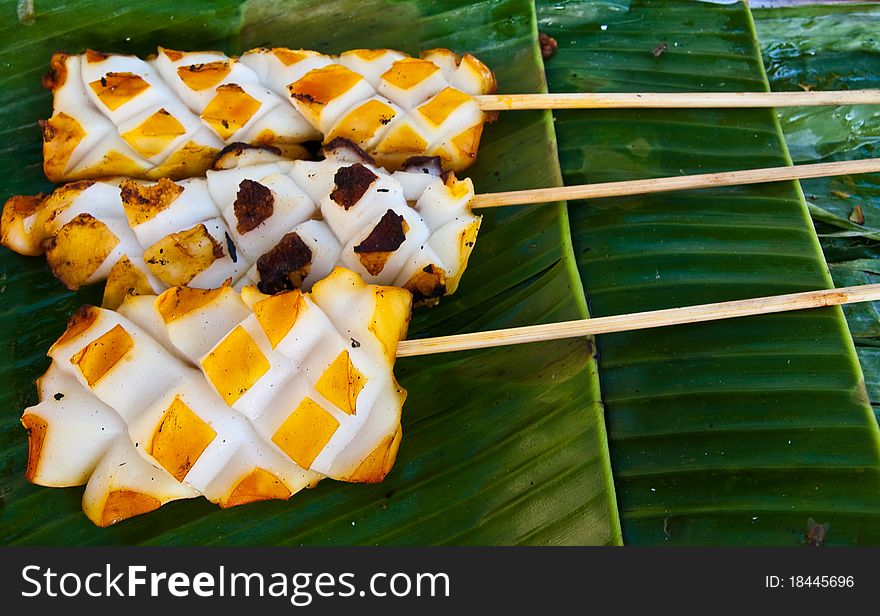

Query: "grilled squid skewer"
left=22, top=267, right=410, bottom=526
left=42, top=47, right=495, bottom=181
left=1, top=140, right=481, bottom=307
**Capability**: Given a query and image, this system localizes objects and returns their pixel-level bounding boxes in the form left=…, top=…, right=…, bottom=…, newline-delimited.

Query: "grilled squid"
left=2, top=140, right=481, bottom=307
left=22, top=267, right=411, bottom=526
left=41, top=47, right=495, bottom=181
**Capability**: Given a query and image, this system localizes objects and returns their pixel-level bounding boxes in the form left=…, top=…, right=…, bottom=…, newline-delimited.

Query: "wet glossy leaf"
left=0, top=0, right=619, bottom=545
left=539, top=0, right=880, bottom=545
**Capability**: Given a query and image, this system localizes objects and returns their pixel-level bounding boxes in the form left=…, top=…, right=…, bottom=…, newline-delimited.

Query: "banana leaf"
left=0, top=0, right=620, bottom=545
left=753, top=1, right=880, bottom=424
left=5, top=0, right=880, bottom=547
left=538, top=0, right=880, bottom=544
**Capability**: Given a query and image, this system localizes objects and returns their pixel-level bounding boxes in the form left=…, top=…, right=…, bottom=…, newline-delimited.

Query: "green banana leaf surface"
left=0, top=0, right=619, bottom=545
left=537, top=0, right=880, bottom=544
left=754, top=2, right=880, bottom=424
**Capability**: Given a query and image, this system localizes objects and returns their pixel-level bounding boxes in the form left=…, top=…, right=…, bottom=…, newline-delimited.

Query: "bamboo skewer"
left=471, top=157, right=880, bottom=208
left=477, top=90, right=880, bottom=111
left=397, top=284, right=880, bottom=357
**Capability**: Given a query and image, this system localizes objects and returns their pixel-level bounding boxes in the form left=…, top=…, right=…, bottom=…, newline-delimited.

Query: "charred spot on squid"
left=38, top=119, right=54, bottom=142
left=289, top=91, right=316, bottom=104
left=84, top=49, right=111, bottom=63
left=43, top=53, right=70, bottom=91
left=211, top=142, right=283, bottom=171
left=224, top=232, right=238, bottom=264
left=405, top=264, right=447, bottom=304
left=355, top=210, right=407, bottom=254
left=330, top=164, right=378, bottom=210
left=401, top=156, right=442, bottom=175
left=320, top=137, right=375, bottom=165
left=144, top=224, right=225, bottom=287
left=234, top=179, right=274, bottom=234
left=354, top=210, right=407, bottom=276
left=211, top=236, right=225, bottom=260
left=256, top=232, right=313, bottom=294
left=120, top=179, right=185, bottom=225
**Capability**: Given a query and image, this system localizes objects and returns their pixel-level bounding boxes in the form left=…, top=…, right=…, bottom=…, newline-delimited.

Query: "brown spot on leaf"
left=539, top=33, right=558, bottom=60
left=806, top=518, right=828, bottom=546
